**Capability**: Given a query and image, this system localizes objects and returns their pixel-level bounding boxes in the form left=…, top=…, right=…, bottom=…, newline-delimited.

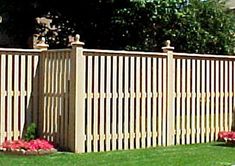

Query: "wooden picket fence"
left=0, top=37, right=235, bottom=153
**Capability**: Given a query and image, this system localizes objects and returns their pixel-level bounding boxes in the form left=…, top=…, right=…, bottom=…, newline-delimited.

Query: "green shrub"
left=23, top=123, right=37, bottom=141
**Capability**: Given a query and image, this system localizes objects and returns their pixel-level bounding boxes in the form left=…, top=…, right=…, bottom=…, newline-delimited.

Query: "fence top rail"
left=0, top=48, right=42, bottom=53
left=83, top=49, right=167, bottom=58
left=46, top=48, right=71, bottom=52
left=174, top=52, right=235, bottom=60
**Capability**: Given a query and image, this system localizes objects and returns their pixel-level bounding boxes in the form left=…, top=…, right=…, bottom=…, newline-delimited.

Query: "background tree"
left=0, top=0, right=235, bottom=54
left=112, top=0, right=235, bottom=54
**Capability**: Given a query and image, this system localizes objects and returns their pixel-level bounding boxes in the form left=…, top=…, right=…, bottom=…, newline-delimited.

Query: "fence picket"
left=206, top=60, right=210, bottom=142
left=141, top=57, right=146, bottom=148
left=124, top=56, right=129, bottom=150
left=191, top=59, right=196, bottom=144
left=0, top=54, right=6, bottom=143
left=100, top=56, right=105, bottom=151
left=112, top=56, right=117, bottom=150
left=210, top=60, right=215, bottom=141
left=135, top=57, right=141, bottom=148
left=176, top=59, right=181, bottom=145
left=130, top=57, right=135, bottom=149
left=152, top=58, right=157, bottom=146
left=157, top=58, right=162, bottom=146
left=106, top=56, right=111, bottom=151
left=215, top=60, right=219, bottom=140
left=224, top=61, right=228, bottom=131
left=186, top=59, right=191, bottom=144
left=14, top=55, right=19, bottom=140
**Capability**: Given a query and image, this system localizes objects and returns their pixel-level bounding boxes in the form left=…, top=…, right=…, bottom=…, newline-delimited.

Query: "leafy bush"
left=23, top=123, right=37, bottom=141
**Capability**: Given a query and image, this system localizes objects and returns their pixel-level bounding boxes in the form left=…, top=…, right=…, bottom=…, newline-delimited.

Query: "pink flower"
left=0, top=139, right=55, bottom=152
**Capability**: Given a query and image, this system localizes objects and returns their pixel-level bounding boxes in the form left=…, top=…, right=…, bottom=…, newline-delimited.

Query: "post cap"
left=162, top=40, right=174, bottom=53
left=71, top=34, right=84, bottom=47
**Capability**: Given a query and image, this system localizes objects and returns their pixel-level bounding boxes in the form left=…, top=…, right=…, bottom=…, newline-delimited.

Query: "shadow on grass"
left=212, top=141, right=235, bottom=148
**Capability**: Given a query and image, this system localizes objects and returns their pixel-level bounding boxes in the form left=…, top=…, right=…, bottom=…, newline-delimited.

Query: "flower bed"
left=218, top=131, right=235, bottom=145
left=0, top=139, right=57, bottom=155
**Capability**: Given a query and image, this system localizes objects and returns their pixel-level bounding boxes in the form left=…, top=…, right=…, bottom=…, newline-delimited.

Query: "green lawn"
left=0, top=142, right=234, bottom=166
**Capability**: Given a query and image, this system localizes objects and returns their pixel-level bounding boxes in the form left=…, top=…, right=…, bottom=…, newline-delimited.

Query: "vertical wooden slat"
left=112, top=56, right=117, bottom=150
left=233, top=61, right=235, bottom=131
left=14, top=55, right=19, bottom=140
left=210, top=60, right=215, bottom=141
left=206, top=60, right=210, bottom=142
left=219, top=61, right=224, bottom=132
left=106, top=56, right=111, bottom=151
left=181, top=59, right=186, bottom=144
left=157, top=58, right=162, bottom=146
left=118, top=56, right=123, bottom=150
left=42, top=53, right=48, bottom=138
left=54, top=52, right=59, bottom=143
left=7, top=54, right=13, bottom=140
left=147, top=57, right=151, bottom=147
left=224, top=61, right=228, bottom=131
left=20, top=55, right=26, bottom=137
left=152, top=58, right=157, bottom=146
left=196, top=60, right=200, bottom=143
left=130, top=56, right=135, bottom=149
left=176, top=59, right=181, bottom=145
left=124, top=56, right=129, bottom=150
left=59, top=52, right=65, bottom=147
left=162, top=58, right=167, bottom=146
left=201, top=60, right=205, bottom=143
left=26, top=55, right=32, bottom=125
left=100, top=56, right=105, bottom=151
left=191, top=59, right=196, bottom=144
left=57, top=52, right=63, bottom=146
left=93, top=56, right=99, bottom=152
left=0, top=54, right=6, bottom=143
left=228, top=61, right=232, bottom=131
left=50, top=52, right=54, bottom=140
left=64, top=52, right=70, bottom=148
left=215, top=60, right=219, bottom=140
left=135, top=57, right=141, bottom=148
left=33, top=55, right=39, bottom=126
left=87, top=56, right=93, bottom=152
left=141, top=57, right=146, bottom=148
left=186, top=59, right=191, bottom=144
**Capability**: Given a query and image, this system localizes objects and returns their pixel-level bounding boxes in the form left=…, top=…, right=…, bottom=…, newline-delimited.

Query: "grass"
left=0, top=142, right=234, bottom=166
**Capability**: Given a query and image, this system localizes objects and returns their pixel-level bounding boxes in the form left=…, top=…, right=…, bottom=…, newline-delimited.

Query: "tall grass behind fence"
left=174, top=53, right=235, bottom=145
left=83, top=50, right=168, bottom=152
left=0, top=48, right=40, bottom=143
left=38, top=49, right=71, bottom=150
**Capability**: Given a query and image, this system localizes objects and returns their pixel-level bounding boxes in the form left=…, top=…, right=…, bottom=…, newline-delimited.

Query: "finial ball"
left=165, top=40, right=171, bottom=47
left=75, top=34, right=80, bottom=42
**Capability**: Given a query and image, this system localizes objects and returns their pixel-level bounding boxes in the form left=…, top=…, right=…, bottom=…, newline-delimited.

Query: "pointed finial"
left=74, top=34, right=80, bottom=42
left=165, top=40, right=171, bottom=47
left=162, top=40, right=174, bottom=53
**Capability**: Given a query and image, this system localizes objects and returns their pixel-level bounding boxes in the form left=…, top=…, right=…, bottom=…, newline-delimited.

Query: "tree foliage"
left=0, top=0, right=235, bottom=54
left=112, top=0, right=235, bottom=54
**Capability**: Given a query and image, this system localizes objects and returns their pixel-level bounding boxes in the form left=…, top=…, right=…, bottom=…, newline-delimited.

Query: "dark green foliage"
left=112, top=0, right=235, bottom=54
left=23, top=123, right=37, bottom=141
left=1, top=0, right=235, bottom=54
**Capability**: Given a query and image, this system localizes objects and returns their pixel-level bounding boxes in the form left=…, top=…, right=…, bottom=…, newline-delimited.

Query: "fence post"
left=69, top=34, right=86, bottom=153
left=37, top=37, right=49, bottom=137
left=162, top=40, right=175, bottom=146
